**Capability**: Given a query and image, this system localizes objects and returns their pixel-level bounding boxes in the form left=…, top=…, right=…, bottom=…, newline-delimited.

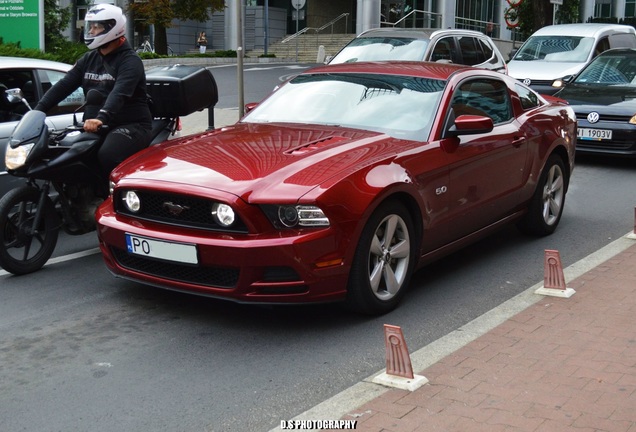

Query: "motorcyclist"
left=34, top=4, right=152, bottom=182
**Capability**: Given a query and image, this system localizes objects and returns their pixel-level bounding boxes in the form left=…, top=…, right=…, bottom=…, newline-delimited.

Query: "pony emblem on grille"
left=163, top=201, right=190, bottom=216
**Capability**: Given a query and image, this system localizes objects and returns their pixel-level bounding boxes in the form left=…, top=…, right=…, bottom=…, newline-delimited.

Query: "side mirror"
left=447, top=115, right=494, bottom=137
left=508, top=48, right=518, bottom=61
left=244, top=102, right=258, bottom=114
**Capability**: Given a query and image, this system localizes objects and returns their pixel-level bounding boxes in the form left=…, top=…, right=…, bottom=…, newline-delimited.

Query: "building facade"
left=60, top=0, right=636, bottom=55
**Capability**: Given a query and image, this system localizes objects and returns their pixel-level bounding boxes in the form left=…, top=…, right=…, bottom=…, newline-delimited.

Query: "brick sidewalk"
left=338, top=242, right=636, bottom=432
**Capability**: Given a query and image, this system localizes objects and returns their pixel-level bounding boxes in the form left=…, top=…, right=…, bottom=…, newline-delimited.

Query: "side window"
left=608, top=33, right=636, bottom=49
left=457, top=36, right=484, bottom=66
left=478, top=39, right=494, bottom=61
left=450, top=79, right=513, bottom=124
left=0, top=70, right=35, bottom=122
left=430, top=37, right=454, bottom=62
left=515, top=83, right=543, bottom=111
left=594, top=37, right=611, bottom=56
left=36, top=69, right=84, bottom=115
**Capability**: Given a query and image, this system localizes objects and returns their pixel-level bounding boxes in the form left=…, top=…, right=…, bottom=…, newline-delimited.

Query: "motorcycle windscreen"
left=8, top=110, right=47, bottom=148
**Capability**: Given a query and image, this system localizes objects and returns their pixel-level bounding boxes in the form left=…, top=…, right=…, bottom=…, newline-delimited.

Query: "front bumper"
left=575, top=118, right=636, bottom=157
left=96, top=201, right=352, bottom=304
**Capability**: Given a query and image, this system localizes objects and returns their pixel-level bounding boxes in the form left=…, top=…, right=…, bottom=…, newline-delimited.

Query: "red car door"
left=440, top=77, right=530, bottom=241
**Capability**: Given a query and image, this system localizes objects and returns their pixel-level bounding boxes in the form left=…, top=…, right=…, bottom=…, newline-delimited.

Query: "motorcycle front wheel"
left=0, top=186, right=59, bottom=275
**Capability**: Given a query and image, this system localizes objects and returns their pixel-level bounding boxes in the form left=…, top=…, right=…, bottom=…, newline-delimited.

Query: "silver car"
left=328, top=28, right=508, bottom=74
left=1, top=57, right=85, bottom=198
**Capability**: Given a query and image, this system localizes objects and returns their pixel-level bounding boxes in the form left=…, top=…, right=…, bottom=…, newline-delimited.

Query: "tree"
left=516, top=0, right=581, bottom=39
left=128, top=0, right=225, bottom=55
left=44, top=0, right=73, bottom=52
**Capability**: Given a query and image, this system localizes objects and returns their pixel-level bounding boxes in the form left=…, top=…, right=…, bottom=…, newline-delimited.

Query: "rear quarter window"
left=608, top=33, right=636, bottom=49
left=515, top=84, right=543, bottom=111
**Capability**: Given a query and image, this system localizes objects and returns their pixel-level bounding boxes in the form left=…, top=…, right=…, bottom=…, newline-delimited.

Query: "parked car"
left=328, top=28, right=508, bottom=74
left=554, top=48, right=636, bottom=157
left=508, top=23, right=636, bottom=95
left=0, top=57, right=85, bottom=198
left=96, top=62, right=576, bottom=315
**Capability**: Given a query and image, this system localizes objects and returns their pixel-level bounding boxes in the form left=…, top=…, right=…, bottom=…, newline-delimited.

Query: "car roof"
left=529, top=23, right=636, bottom=37
left=303, top=61, right=474, bottom=81
left=0, top=56, right=72, bottom=71
left=356, top=27, right=492, bottom=40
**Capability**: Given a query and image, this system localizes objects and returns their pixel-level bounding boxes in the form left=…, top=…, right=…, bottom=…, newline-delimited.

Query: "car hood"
left=508, top=61, right=585, bottom=80
left=114, top=123, right=400, bottom=202
left=556, top=84, right=636, bottom=111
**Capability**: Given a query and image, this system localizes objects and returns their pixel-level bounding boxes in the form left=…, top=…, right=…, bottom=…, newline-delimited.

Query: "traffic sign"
left=291, top=0, right=306, bottom=10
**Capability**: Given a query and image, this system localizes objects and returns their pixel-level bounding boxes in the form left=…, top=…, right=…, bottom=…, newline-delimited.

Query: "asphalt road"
left=1, top=63, right=635, bottom=432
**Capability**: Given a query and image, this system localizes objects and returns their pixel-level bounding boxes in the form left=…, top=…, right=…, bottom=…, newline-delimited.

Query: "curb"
left=268, top=232, right=636, bottom=431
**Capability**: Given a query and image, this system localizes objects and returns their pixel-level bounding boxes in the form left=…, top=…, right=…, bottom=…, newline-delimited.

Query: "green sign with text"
left=0, top=0, right=43, bottom=50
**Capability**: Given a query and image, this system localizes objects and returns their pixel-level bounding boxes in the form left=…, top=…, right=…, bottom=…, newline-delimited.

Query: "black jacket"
left=35, top=40, right=151, bottom=127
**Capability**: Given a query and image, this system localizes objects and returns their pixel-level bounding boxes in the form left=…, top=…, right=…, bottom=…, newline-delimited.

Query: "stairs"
left=247, top=33, right=356, bottom=63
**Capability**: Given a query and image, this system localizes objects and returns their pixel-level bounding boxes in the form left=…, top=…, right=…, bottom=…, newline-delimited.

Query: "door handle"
left=512, top=136, right=525, bottom=148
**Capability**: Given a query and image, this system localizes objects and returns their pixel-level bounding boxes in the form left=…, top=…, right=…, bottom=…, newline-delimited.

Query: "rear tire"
left=0, top=186, right=59, bottom=275
left=346, top=200, right=416, bottom=315
left=517, top=154, right=567, bottom=236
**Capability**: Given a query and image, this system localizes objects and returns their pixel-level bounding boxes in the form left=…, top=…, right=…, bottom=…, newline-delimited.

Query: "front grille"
left=577, top=139, right=634, bottom=151
left=112, top=247, right=239, bottom=288
left=576, top=113, right=631, bottom=123
left=115, top=190, right=248, bottom=233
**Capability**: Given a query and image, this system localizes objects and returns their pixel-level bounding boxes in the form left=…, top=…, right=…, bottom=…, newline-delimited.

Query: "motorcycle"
left=0, top=64, right=219, bottom=275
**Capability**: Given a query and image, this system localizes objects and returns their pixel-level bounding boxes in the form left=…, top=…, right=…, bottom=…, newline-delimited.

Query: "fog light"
left=123, top=191, right=141, bottom=213
left=212, top=203, right=235, bottom=226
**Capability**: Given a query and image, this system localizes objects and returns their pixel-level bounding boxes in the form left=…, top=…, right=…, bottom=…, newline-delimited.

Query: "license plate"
left=125, top=233, right=198, bottom=264
left=577, top=128, right=612, bottom=141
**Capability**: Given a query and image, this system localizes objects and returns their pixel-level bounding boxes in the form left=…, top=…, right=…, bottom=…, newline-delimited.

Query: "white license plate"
left=125, top=233, right=198, bottom=264
left=577, top=128, right=612, bottom=141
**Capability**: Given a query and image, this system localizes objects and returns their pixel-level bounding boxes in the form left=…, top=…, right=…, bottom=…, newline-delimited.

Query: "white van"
left=507, top=23, right=636, bottom=94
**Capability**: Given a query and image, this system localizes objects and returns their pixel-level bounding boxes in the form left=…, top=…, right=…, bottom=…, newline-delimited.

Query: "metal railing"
left=281, top=12, right=350, bottom=44
left=381, top=9, right=443, bottom=29
left=280, top=13, right=351, bottom=61
left=455, top=16, right=500, bottom=39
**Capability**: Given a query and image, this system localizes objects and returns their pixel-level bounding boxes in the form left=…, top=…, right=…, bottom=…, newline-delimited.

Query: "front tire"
left=517, top=154, right=568, bottom=236
left=0, top=186, right=59, bottom=275
left=347, top=200, right=416, bottom=315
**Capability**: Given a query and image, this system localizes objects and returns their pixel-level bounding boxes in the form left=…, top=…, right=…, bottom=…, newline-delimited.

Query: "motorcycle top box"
left=145, top=65, right=219, bottom=118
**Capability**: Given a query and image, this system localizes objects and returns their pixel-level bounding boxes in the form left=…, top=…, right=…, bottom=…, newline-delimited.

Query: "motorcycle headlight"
left=5, top=143, right=35, bottom=170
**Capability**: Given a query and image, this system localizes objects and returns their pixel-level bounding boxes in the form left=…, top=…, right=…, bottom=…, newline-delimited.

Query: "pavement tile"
left=328, top=241, right=636, bottom=432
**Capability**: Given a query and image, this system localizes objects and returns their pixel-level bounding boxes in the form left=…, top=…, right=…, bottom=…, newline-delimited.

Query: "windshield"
left=513, top=36, right=594, bottom=62
left=575, top=53, right=636, bottom=85
left=329, top=37, right=429, bottom=64
left=243, top=73, right=445, bottom=141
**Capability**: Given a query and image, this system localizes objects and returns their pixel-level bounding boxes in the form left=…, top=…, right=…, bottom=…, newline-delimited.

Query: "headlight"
left=123, top=191, right=141, bottom=213
left=551, top=79, right=564, bottom=89
left=5, top=143, right=35, bottom=170
left=262, top=205, right=330, bottom=228
left=211, top=203, right=235, bottom=227
left=629, top=114, right=636, bottom=125
left=109, top=180, right=116, bottom=196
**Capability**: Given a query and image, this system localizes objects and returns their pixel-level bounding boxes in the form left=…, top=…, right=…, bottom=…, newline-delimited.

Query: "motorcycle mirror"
left=5, top=88, right=32, bottom=110
left=74, top=89, right=107, bottom=126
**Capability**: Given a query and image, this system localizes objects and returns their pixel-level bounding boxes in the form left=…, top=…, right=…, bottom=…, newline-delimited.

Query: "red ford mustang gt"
left=96, top=62, right=576, bottom=315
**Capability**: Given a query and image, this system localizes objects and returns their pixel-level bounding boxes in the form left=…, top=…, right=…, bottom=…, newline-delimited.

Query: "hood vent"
left=285, top=136, right=349, bottom=156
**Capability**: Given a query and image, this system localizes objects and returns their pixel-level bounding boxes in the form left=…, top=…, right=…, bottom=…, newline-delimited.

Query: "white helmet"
left=83, top=4, right=127, bottom=50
